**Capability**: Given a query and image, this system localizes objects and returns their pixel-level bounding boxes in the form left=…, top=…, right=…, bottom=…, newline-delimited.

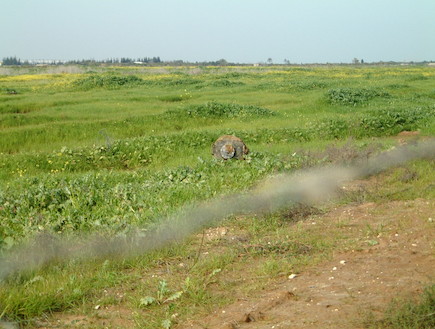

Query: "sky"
left=1, top=0, right=434, bottom=64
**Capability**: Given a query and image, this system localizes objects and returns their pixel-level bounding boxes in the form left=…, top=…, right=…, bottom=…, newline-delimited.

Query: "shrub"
left=158, top=95, right=184, bottom=102
left=164, top=78, right=202, bottom=86
left=72, top=74, right=144, bottom=90
left=316, top=118, right=351, bottom=139
left=314, top=106, right=434, bottom=138
left=165, top=101, right=276, bottom=118
left=206, top=79, right=245, bottom=87
left=358, top=106, right=435, bottom=136
left=327, top=88, right=390, bottom=106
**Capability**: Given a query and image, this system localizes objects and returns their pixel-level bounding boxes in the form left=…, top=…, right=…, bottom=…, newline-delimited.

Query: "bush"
left=164, top=78, right=203, bottom=86
left=314, top=106, right=434, bottom=139
left=72, top=74, right=144, bottom=90
left=316, top=118, right=351, bottom=139
left=165, top=102, right=276, bottom=118
left=358, top=106, right=435, bottom=136
left=206, top=79, right=245, bottom=87
left=327, top=88, right=390, bottom=106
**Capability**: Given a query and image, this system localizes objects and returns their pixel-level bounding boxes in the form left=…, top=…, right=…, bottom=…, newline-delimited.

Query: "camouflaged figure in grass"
left=212, top=135, right=249, bottom=160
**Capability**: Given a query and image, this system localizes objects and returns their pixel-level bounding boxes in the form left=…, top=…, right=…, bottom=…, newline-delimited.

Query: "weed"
left=163, top=78, right=202, bottom=87
left=257, top=258, right=288, bottom=277
left=362, top=284, right=435, bottom=329
left=327, top=88, right=390, bottom=106
left=164, top=101, right=276, bottom=118
left=0, top=102, right=42, bottom=114
left=387, top=84, right=410, bottom=90
left=159, top=95, right=184, bottom=102
left=358, top=106, right=435, bottom=136
left=1, top=65, right=434, bottom=326
left=405, top=74, right=429, bottom=82
left=399, top=168, right=419, bottom=183
left=314, top=106, right=435, bottom=139
left=72, top=74, right=144, bottom=90
left=206, top=79, right=244, bottom=87
left=139, top=280, right=183, bottom=307
left=278, top=203, right=323, bottom=221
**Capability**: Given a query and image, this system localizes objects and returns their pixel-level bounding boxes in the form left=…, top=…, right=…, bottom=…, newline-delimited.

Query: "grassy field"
left=0, top=65, right=434, bottom=328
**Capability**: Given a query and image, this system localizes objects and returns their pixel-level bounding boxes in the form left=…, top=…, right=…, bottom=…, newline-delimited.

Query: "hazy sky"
left=2, top=0, right=434, bottom=63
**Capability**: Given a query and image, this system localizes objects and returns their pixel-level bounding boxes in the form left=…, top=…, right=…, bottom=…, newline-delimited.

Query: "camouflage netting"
left=212, top=135, right=249, bottom=160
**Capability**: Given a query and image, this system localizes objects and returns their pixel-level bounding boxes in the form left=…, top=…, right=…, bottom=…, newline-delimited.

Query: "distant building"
left=28, top=59, right=63, bottom=65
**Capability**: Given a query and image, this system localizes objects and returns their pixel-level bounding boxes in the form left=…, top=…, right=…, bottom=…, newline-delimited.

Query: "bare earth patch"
left=183, top=199, right=434, bottom=329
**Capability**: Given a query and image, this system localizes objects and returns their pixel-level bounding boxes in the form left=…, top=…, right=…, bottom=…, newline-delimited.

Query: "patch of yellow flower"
left=141, top=74, right=174, bottom=81
left=11, top=168, right=27, bottom=177
left=0, top=73, right=83, bottom=83
left=0, top=74, right=55, bottom=82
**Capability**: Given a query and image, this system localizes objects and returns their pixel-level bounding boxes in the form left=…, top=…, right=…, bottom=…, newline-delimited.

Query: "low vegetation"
left=326, top=87, right=390, bottom=106
left=0, top=65, right=434, bottom=328
left=363, top=284, right=435, bottom=329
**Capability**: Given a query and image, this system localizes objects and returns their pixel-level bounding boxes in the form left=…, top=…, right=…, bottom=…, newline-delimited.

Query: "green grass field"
left=0, top=65, right=434, bottom=328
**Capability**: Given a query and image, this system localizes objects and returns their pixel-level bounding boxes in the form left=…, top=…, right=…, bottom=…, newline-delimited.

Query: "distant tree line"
left=0, top=56, right=163, bottom=66
left=0, top=56, right=235, bottom=66
left=67, top=57, right=162, bottom=64
left=1, top=56, right=434, bottom=67
left=2, top=56, right=24, bottom=65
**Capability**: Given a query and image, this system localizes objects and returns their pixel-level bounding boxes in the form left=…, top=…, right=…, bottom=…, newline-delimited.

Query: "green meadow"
left=0, top=65, right=434, bottom=328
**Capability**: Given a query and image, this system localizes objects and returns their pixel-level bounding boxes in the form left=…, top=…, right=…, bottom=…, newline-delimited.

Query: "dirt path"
left=182, top=199, right=434, bottom=329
